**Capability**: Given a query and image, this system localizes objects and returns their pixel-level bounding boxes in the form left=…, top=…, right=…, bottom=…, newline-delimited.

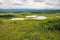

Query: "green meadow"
left=0, top=13, right=60, bottom=40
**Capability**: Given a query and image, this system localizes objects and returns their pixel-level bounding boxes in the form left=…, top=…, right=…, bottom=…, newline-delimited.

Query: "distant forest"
left=0, top=9, right=60, bottom=13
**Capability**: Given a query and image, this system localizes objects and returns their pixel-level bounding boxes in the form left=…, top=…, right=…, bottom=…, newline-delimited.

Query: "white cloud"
left=0, top=0, right=60, bottom=9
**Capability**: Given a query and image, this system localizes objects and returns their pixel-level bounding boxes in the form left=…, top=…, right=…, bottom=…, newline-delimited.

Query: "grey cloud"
left=57, top=4, right=60, bottom=6
left=45, top=0, right=60, bottom=6
left=21, top=0, right=28, bottom=2
left=12, top=3, right=24, bottom=5
left=0, top=3, right=2, bottom=4
left=0, top=0, right=60, bottom=9
left=33, top=0, right=45, bottom=2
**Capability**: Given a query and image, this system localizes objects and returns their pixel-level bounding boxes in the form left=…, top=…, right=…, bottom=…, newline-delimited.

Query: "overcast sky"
left=0, top=0, right=60, bottom=9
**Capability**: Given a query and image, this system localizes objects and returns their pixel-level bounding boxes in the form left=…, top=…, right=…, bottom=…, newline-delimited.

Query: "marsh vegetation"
left=0, top=13, right=60, bottom=40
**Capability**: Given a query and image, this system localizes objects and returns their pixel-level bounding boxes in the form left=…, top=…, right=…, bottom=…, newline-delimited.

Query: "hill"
left=0, top=9, right=60, bottom=13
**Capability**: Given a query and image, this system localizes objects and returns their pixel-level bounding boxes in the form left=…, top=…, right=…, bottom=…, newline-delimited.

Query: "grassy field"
left=0, top=13, right=60, bottom=40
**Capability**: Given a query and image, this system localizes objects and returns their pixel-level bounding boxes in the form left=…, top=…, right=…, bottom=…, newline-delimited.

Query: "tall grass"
left=0, top=13, right=60, bottom=40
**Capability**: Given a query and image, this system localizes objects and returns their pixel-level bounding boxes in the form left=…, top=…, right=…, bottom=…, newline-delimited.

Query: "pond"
left=10, top=18, right=25, bottom=20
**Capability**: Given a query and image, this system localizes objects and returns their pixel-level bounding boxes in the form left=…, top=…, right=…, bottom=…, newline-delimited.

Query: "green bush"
left=40, top=18, right=60, bottom=31
left=0, top=15, right=15, bottom=19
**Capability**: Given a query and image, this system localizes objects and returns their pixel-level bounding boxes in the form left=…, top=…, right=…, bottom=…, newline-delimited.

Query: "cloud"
left=0, top=0, right=60, bottom=9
